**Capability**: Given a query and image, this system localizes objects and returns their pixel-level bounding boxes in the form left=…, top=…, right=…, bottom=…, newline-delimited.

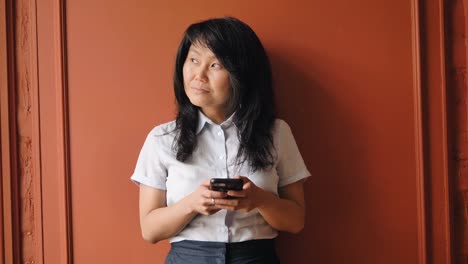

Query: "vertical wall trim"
left=0, top=1, right=6, bottom=263
left=411, top=0, right=427, bottom=263
left=54, top=0, right=73, bottom=262
left=3, top=0, right=74, bottom=262
left=35, top=0, right=73, bottom=261
left=0, top=0, right=18, bottom=262
left=15, top=0, right=44, bottom=262
left=435, top=1, right=451, bottom=263
left=422, top=0, right=453, bottom=262
left=417, top=0, right=453, bottom=263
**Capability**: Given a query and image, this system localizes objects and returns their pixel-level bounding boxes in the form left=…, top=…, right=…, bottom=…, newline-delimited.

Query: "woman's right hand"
left=187, top=179, right=229, bottom=215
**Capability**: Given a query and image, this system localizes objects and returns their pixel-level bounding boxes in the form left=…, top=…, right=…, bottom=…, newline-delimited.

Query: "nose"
left=194, top=67, right=208, bottom=83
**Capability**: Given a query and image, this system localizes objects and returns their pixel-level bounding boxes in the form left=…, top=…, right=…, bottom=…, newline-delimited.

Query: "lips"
left=191, top=87, right=209, bottom=93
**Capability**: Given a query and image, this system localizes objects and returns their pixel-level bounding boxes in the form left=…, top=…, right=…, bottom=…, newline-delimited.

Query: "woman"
left=131, top=17, right=310, bottom=264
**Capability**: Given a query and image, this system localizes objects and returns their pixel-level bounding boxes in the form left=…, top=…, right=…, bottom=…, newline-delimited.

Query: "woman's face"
left=183, top=44, right=231, bottom=119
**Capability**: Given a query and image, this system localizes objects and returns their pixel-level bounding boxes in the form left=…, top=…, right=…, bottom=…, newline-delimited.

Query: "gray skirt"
left=165, top=239, right=280, bottom=264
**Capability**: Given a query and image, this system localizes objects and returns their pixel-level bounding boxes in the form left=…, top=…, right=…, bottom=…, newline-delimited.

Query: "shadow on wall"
left=269, top=50, right=376, bottom=263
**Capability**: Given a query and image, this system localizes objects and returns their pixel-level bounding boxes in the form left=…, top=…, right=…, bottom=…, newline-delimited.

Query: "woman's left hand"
left=226, top=176, right=268, bottom=212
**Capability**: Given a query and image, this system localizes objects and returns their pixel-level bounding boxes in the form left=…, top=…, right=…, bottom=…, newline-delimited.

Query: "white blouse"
left=131, top=111, right=310, bottom=243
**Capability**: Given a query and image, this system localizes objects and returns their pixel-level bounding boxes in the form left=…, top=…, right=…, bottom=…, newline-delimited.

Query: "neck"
left=201, top=108, right=226, bottom=124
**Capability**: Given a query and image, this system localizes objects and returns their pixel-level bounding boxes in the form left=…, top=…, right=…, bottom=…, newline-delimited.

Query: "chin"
left=188, top=98, right=208, bottom=108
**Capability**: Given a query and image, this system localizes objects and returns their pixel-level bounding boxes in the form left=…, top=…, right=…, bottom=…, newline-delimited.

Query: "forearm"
left=256, top=191, right=305, bottom=234
left=141, top=197, right=197, bottom=243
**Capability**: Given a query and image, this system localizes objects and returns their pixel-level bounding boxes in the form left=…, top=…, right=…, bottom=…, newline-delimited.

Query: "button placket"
left=215, top=126, right=228, bottom=175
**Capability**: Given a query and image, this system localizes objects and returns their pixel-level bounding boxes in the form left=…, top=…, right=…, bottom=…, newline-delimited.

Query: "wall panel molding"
left=412, top=0, right=454, bottom=263
left=36, top=0, right=73, bottom=263
left=1, top=0, right=73, bottom=263
left=419, top=0, right=453, bottom=263
left=445, top=0, right=468, bottom=262
left=15, top=0, right=44, bottom=263
left=410, top=0, right=428, bottom=263
left=0, top=0, right=20, bottom=263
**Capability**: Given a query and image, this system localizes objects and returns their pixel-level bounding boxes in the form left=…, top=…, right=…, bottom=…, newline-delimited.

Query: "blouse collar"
left=196, top=110, right=236, bottom=135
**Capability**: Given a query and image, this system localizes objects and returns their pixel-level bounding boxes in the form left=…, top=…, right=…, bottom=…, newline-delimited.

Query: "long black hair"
left=173, top=17, right=276, bottom=172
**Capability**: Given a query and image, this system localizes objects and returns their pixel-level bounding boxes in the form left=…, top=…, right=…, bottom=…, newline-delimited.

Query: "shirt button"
left=217, top=131, right=222, bottom=136
left=219, top=155, right=224, bottom=160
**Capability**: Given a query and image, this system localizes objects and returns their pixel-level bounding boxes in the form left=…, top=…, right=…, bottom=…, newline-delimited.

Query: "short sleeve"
left=276, top=120, right=311, bottom=187
left=130, top=128, right=167, bottom=190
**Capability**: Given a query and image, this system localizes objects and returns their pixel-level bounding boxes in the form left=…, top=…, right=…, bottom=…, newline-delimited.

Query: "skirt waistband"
left=170, top=239, right=276, bottom=257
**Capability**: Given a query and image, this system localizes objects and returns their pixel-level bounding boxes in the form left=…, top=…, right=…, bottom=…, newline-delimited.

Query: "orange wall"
left=64, top=1, right=423, bottom=263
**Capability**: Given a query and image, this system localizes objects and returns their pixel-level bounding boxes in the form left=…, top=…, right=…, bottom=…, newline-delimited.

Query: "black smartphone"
left=210, top=178, right=243, bottom=192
